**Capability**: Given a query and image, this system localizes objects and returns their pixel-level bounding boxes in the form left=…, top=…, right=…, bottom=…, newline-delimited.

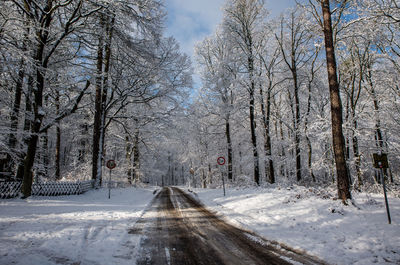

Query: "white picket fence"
left=0, top=180, right=94, bottom=199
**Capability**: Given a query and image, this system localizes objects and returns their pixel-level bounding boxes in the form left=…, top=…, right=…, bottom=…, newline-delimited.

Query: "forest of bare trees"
left=0, top=0, right=191, bottom=197
left=192, top=0, right=400, bottom=202
left=0, top=0, right=399, bottom=202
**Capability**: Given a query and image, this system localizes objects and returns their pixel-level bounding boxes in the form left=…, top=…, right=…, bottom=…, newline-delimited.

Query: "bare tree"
left=223, top=0, right=267, bottom=185
left=320, top=0, right=351, bottom=202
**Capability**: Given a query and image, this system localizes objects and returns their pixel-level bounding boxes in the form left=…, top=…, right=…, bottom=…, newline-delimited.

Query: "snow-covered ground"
left=0, top=187, right=155, bottom=265
left=1, top=185, right=399, bottom=265
left=191, top=185, right=400, bottom=265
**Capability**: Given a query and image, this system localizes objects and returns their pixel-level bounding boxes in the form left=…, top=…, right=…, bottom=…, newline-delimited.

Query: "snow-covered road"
left=134, top=187, right=325, bottom=265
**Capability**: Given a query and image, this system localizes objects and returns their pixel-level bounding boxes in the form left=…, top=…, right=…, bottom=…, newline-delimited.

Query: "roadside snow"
left=0, top=187, right=156, bottom=265
left=193, top=185, right=400, bottom=265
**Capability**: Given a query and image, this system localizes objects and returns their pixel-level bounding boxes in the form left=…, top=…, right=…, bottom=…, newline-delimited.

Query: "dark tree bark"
left=208, top=164, right=212, bottom=184
left=202, top=168, right=206, bottom=188
left=321, top=0, right=351, bottom=202
left=55, top=90, right=61, bottom=179
left=8, top=58, right=25, bottom=151
left=16, top=75, right=33, bottom=180
left=78, top=118, right=89, bottom=162
left=305, top=82, right=316, bottom=182
left=225, top=116, right=233, bottom=181
left=18, top=0, right=93, bottom=197
left=39, top=95, right=49, bottom=178
left=259, top=83, right=274, bottom=184
left=133, top=126, right=140, bottom=182
left=5, top=58, right=25, bottom=176
left=293, top=69, right=302, bottom=182
left=248, top=54, right=260, bottom=185
left=224, top=0, right=262, bottom=185
left=125, top=134, right=133, bottom=184
left=100, top=16, right=114, bottom=182
left=40, top=128, right=49, bottom=178
left=92, top=17, right=105, bottom=186
left=276, top=14, right=304, bottom=182
left=92, top=15, right=114, bottom=187
left=351, top=118, right=361, bottom=186
left=304, top=49, right=320, bottom=183
left=21, top=1, right=53, bottom=197
left=265, top=91, right=274, bottom=184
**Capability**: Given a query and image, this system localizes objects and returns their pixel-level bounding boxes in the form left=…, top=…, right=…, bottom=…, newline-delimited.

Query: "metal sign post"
left=373, top=153, right=391, bottom=224
left=380, top=165, right=391, bottom=224
left=106, top=160, right=116, bottom=199
left=217, top=157, right=226, bottom=196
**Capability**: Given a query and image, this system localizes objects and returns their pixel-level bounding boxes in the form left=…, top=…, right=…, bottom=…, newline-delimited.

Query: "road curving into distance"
left=132, top=187, right=327, bottom=265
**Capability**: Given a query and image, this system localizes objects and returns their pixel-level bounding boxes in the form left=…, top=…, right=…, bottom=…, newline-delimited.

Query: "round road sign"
left=106, top=160, right=116, bottom=169
left=217, top=156, right=226, bottom=166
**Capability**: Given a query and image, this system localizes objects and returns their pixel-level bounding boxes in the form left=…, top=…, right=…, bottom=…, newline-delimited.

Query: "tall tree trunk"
left=40, top=95, right=49, bottom=179
left=98, top=16, right=114, bottom=186
left=249, top=91, right=260, bottom=185
left=91, top=18, right=104, bottom=186
left=225, top=115, right=233, bottom=181
left=55, top=90, right=61, bottom=180
left=248, top=55, right=260, bottom=185
left=8, top=59, right=25, bottom=150
left=21, top=1, right=53, bottom=197
left=8, top=13, right=30, bottom=176
left=6, top=58, right=25, bottom=175
left=41, top=128, right=49, bottom=178
left=321, top=0, right=351, bottom=202
left=78, top=121, right=88, bottom=162
left=305, top=82, right=316, bottom=182
left=16, top=75, right=34, bottom=180
left=351, top=116, right=361, bottom=187
left=133, top=126, right=140, bottom=182
left=21, top=59, right=46, bottom=196
left=344, top=95, right=350, bottom=160
left=238, top=142, right=243, bottom=175
left=171, top=163, right=175, bottom=186
left=259, top=83, right=274, bottom=183
left=292, top=68, right=301, bottom=182
left=202, top=168, right=206, bottom=188
left=279, top=113, right=286, bottom=177
left=126, top=135, right=133, bottom=184
left=208, top=164, right=212, bottom=184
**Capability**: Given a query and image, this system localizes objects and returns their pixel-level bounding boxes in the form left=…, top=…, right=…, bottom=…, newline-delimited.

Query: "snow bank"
left=193, top=185, right=400, bottom=265
left=0, top=187, right=156, bottom=265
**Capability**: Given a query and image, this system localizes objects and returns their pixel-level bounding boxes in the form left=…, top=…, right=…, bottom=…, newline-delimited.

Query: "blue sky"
left=165, top=0, right=296, bottom=58
left=164, top=0, right=297, bottom=88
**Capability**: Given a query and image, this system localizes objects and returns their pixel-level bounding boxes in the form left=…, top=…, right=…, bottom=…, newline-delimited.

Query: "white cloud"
left=164, top=0, right=298, bottom=89
left=165, top=0, right=225, bottom=57
left=164, top=0, right=297, bottom=58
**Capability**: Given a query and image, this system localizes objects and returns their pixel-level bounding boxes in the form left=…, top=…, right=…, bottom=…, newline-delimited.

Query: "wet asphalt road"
left=132, top=187, right=326, bottom=265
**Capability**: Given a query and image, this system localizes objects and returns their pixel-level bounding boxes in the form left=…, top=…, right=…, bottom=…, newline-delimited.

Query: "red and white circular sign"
left=106, top=160, right=116, bottom=169
left=217, top=156, right=226, bottom=166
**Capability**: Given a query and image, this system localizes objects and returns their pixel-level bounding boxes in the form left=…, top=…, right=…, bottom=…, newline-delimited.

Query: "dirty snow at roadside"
left=0, top=187, right=155, bottom=265
left=192, top=185, right=400, bottom=265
